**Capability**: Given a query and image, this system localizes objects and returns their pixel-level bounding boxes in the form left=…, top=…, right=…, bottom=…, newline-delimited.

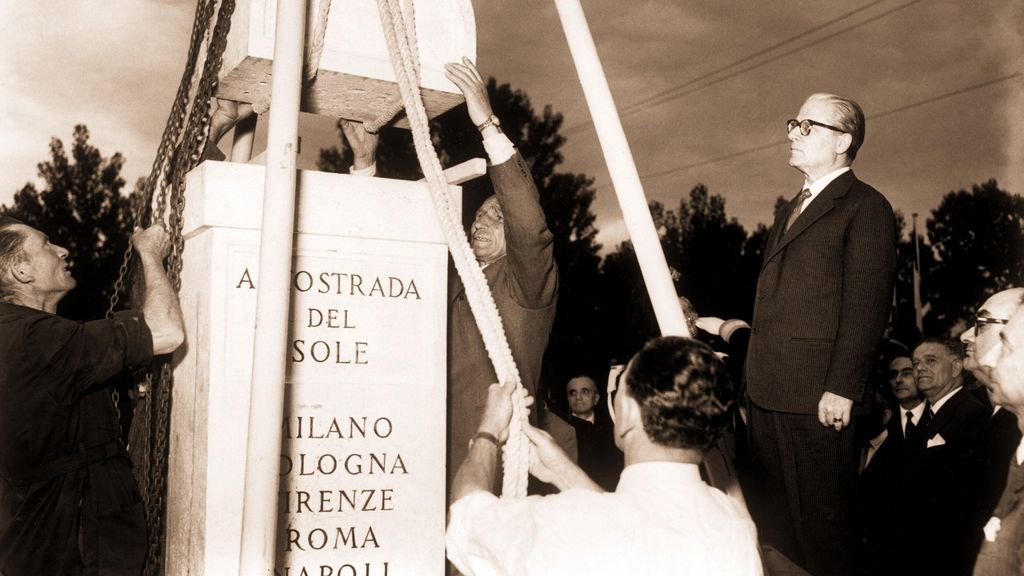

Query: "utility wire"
left=565, top=0, right=924, bottom=136
left=594, top=72, right=1022, bottom=189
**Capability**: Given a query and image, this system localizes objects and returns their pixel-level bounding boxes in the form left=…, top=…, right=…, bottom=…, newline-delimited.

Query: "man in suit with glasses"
left=742, top=93, right=897, bottom=576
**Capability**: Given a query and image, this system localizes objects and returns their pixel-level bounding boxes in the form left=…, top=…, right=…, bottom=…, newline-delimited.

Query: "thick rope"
left=303, top=0, right=333, bottom=82
left=363, top=0, right=419, bottom=133
left=376, top=0, right=530, bottom=498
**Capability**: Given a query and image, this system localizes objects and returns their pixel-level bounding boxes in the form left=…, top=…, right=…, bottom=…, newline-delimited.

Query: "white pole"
left=553, top=0, right=690, bottom=337
left=238, top=0, right=306, bottom=572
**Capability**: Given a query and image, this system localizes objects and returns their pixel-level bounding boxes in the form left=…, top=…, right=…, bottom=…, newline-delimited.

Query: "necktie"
left=904, top=410, right=915, bottom=438
left=784, top=188, right=812, bottom=233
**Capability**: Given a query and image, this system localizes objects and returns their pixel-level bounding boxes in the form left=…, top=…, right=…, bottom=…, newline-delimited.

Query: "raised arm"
left=132, top=225, right=185, bottom=355
left=445, top=59, right=557, bottom=308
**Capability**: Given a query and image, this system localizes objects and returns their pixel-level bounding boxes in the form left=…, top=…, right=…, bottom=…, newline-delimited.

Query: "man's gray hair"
left=0, top=217, right=27, bottom=296
left=811, top=93, right=866, bottom=162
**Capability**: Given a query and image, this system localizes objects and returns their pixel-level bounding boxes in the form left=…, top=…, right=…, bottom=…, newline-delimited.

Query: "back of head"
left=625, top=337, right=734, bottom=453
left=810, top=92, right=865, bottom=162
left=0, top=217, right=27, bottom=298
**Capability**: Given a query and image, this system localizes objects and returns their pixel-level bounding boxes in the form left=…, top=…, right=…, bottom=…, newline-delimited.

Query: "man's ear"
left=9, top=261, right=33, bottom=285
left=835, top=133, right=853, bottom=157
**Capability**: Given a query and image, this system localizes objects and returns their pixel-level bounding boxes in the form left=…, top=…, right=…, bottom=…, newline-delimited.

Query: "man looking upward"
left=743, top=93, right=897, bottom=576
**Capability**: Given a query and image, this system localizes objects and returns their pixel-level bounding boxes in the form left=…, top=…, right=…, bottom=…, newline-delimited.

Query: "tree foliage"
left=1, top=125, right=132, bottom=320
left=923, top=179, right=1024, bottom=332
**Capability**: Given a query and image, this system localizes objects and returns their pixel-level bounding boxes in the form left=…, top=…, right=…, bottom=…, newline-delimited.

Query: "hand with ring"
left=818, top=391, right=853, bottom=431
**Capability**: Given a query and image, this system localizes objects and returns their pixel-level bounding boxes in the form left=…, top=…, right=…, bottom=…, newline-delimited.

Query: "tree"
left=923, top=179, right=1024, bottom=334
left=1, top=125, right=133, bottom=320
left=596, top=186, right=766, bottom=365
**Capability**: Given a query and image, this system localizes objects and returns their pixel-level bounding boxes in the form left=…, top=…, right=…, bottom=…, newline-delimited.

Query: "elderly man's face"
left=567, top=376, right=599, bottom=417
left=994, top=304, right=1024, bottom=408
left=11, top=224, right=75, bottom=297
left=913, top=342, right=962, bottom=402
left=788, top=96, right=848, bottom=177
left=888, top=357, right=919, bottom=404
left=470, top=196, right=506, bottom=265
left=962, top=289, right=1024, bottom=368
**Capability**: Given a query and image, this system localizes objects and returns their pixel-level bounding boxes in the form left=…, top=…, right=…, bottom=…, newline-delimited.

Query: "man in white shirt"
left=446, top=337, right=762, bottom=576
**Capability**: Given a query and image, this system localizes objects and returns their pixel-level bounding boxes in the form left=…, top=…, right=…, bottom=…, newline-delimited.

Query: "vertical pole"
left=238, top=0, right=306, bottom=573
left=553, top=0, right=689, bottom=337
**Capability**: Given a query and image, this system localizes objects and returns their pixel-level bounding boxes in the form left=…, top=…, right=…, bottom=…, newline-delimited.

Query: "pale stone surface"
left=219, top=0, right=476, bottom=125
left=168, top=161, right=458, bottom=575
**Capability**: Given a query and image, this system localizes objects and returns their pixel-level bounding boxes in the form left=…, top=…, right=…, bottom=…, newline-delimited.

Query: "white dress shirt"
left=446, top=461, right=763, bottom=576
left=801, top=166, right=851, bottom=211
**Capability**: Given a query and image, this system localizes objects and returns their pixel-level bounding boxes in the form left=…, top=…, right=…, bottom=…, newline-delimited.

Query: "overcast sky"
left=1, top=0, right=1020, bottom=250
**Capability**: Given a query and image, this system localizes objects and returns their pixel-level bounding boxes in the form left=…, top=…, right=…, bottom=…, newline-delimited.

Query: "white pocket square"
left=926, top=434, right=946, bottom=448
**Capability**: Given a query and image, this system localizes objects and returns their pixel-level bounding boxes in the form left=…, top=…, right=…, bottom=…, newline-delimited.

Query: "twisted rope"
left=375, top=0, right=530, bottom=498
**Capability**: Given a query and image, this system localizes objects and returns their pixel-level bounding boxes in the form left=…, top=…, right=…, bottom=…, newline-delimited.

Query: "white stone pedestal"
left=167, top=161, right=457, bottom=575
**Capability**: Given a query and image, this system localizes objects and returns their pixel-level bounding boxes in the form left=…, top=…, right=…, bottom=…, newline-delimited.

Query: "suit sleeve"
left=489, top=151, right=558, bottom=309
left=823, top=192, right=897, bottom=401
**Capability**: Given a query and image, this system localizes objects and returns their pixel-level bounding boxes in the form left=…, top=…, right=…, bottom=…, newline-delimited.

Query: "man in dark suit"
left=743, top=93, right=897, bottom=576
left=565, top=375, right=622, bottom=491
left=972, top=290, right=1024, bottom=575
left=861, top=355, right=925, bottom=575
left=894, top=338, right=990, bottom=576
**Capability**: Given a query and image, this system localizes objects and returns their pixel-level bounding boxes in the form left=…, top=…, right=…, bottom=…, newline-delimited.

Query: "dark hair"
left=813, top=93, right=866, bottom=161
left=625, top=336, right=734, bottom=453
left=0, top=217, right=27, bottom=295
left=915, top=337, right=965, bottom=361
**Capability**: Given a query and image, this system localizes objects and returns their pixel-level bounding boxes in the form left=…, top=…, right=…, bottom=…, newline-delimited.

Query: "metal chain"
left=106, top=0, right=219, bottom=320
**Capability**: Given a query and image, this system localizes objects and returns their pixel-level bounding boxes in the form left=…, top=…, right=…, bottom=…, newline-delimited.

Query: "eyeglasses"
left=786, top=118, right=845, bottom=136
left=974, top=315, right=1009, bottom=330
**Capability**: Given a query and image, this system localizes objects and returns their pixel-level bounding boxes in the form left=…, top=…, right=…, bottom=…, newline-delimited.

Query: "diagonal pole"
left=552, top=0, right=689, bottom=338
left=238, top=0, right=307, bottom=573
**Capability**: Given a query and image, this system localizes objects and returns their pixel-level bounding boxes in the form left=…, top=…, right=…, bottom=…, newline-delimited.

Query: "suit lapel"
left=923, top=388, right=968, bottom=440
left=763, top=170, right=857, bottom=266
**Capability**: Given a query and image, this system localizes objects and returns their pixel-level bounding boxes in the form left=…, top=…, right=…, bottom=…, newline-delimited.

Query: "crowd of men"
left=0, top=57, right=1020, bottom=576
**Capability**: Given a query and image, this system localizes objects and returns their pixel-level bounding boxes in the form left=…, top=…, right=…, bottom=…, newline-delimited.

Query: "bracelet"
left=470, top=431, right=501, bottom=450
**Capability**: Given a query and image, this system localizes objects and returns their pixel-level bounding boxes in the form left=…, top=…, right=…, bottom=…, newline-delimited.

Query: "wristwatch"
left=475, top=114, right=501, bottom=133
left=469, top=431, right=501, bottom=451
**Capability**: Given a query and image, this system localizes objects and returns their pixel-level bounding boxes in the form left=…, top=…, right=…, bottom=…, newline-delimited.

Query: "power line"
left=594, top=72, right=1022, bottom=189
left=564, top=0, right=924, bottom=136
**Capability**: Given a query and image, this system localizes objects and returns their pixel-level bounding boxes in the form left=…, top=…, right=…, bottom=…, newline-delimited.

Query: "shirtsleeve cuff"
left=113, top=310, right=155, bottom=367
left=349, top=163, right=377, bottom=177
left=483, top=133, right=515, bottom=166
left=446, top=490, right=500, bottom=574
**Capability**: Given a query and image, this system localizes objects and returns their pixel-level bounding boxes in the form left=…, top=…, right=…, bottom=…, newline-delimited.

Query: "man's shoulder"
left=843, top=174, right=893, bottom=209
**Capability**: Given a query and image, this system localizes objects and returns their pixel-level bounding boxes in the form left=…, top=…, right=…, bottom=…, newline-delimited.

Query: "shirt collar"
left=930, top=386, right=963, bottom=414
left=617, top=462, right=702, bottom=492
left=1017, top=437, right=1024, bottom=466
left=803, top=166, right=851, bottom=202
left=901, top=402, right=926, bottom=435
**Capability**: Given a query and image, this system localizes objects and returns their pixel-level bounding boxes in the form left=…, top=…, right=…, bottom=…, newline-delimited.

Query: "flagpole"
left=912, top=213, right=924, bottom=335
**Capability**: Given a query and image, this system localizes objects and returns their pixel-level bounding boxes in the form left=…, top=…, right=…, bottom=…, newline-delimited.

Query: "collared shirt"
left=801, top=166, right=851, bottom=211
left=571, top=411, right=596, bottom=424
left=930, top=385, right=964, bottom=414
left=446, top=461, right=763, bottom=576
left=901, top=402, right=927, bottom=438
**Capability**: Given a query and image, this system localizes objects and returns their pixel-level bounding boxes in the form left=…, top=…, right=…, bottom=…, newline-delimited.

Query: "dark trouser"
left=745, top=402, right=862, bottom=576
